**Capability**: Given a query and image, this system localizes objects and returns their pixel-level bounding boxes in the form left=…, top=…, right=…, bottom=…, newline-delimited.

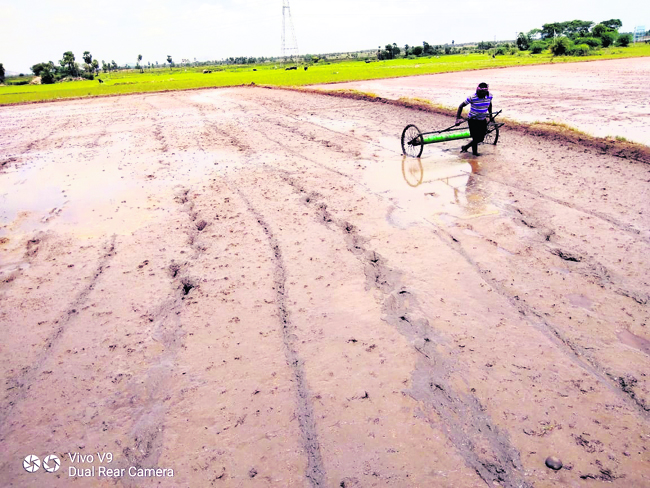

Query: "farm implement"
left=401, top=110, right=504, bottom=158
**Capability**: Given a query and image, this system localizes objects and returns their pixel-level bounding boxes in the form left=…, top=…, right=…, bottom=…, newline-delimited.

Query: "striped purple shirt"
left=465, top=92, right=493, bottom=120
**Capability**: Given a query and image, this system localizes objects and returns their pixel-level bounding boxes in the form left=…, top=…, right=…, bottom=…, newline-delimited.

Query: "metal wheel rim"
left=401, top=124, right=423, bottom=158
left=483, top=124, right=499, bottom=145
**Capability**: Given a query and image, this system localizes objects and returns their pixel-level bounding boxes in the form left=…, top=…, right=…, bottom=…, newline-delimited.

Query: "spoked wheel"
left=401, top=124, right=424, bottom=158
left=483, top=123, right=499, bottom=145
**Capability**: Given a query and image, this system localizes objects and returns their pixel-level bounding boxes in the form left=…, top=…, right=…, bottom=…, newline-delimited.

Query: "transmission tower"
left=281, top=0, right=299, bottom=63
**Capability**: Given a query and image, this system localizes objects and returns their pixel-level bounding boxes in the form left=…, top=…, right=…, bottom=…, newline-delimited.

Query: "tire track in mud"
left=229, top=183, right=326, bottom=488
left=250, top=93, right=401, bottom=154
left=424, top=217, right=650, bottom=417
left=480, top=172, right=649, bottom=243
left=278, top=174, right=532, bottom=488
left=502, top=204, right=650, bottom=307
left=0, top=115, right=77, bottom=173
left=0, top=235, right=117, bottom=431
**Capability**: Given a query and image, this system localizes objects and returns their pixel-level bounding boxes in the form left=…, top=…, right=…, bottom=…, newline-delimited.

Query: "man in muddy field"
left=456, top=82, right=492, bottom=156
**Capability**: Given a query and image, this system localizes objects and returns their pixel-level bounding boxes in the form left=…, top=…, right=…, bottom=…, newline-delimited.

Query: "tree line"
left=28, top=51, right=179, bottom=84
left=517, top=19, right=633, bottom=55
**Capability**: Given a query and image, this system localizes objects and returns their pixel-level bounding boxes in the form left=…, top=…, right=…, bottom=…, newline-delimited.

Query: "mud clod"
left=169, top=263, right=182, bottom=278
left=545, top=456, right=563, bottom=470
left=181, top=278, right=195, bottom=296
left=550, top=248, right=582, bottom=262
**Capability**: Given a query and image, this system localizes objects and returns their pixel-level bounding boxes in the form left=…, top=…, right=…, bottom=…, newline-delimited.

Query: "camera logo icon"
left=23, top=455, right=40, bottom=473
left=43, top=454, right=61, bottom=473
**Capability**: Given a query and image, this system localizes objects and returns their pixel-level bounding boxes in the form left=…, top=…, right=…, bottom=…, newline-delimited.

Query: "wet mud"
left=312, top=57, right=650, bottom=146
left=1, top=85, right=649, bottom=487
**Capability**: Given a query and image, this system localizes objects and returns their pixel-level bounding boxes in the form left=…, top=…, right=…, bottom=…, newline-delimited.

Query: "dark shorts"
left=468, top=118, right=488, bottom=143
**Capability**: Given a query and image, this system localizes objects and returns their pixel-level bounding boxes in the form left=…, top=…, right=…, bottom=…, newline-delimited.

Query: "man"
left=456, top=82, right=492, bottom=156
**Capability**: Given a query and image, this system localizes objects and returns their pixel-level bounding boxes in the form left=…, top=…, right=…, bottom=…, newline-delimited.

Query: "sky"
left=0, top=0, right=648, bottom=73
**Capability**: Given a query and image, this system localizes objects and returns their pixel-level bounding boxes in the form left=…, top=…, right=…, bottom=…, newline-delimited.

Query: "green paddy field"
left=2, top=43, right=649, bottom=105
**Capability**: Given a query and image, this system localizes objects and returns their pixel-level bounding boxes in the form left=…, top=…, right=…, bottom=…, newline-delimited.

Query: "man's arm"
left=488, top=102, right=493, bottom=120
left=456, top=101, right=468, bottom=125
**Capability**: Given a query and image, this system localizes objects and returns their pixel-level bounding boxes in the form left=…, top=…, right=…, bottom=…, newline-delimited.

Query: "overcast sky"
left=1, top=0, right=647, bottom=73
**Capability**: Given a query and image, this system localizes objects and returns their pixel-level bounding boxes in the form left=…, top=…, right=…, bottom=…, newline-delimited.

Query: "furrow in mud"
left=278, top=174, right=531, bottom=488
left=231, top=184, right=326, bottom=487
left=0, top=235, right=116, bottom=430
left=431, top=221, right=650, bottom=419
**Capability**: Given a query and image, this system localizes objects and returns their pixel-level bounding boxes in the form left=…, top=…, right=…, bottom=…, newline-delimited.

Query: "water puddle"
left=617, top=329, right=650, bottom=356
left=0, top=148, right=229, bottom=240
left=565, top=294, right=593, bottom=310
left=363, top=150, right=499, bottom=228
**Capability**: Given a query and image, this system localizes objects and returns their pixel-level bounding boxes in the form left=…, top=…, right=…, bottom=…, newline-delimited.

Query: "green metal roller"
left=422, top=131, right=471, bottom=144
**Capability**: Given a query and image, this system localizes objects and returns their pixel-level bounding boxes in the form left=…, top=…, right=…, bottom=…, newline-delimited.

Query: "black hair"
left=478, top=82, right=488, bottom=89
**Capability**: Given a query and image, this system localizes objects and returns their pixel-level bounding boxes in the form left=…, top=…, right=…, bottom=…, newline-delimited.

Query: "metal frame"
left=401, top=110, right=504, bottom=158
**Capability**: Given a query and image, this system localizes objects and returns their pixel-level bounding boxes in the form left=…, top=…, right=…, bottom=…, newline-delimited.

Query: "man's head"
left=476, top=82, right=489, bottom=98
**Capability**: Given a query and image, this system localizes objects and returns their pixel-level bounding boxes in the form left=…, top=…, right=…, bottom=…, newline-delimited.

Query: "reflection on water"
left=364, top=151, right=498, bottom=228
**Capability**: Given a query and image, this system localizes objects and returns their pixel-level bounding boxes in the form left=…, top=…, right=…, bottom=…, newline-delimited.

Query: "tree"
left=167, top=55, right=173, bottom=70
left=91, top=59, right=99, bottom=75
left=40, top=65, right=55, bottom=84
left=527, top=28, right=542, bottom=40
left=476, top=41, right=494, bottom=51
left=137, top=54, right=143, bottom=73
left=31, top=62, right=51, bottom=76
left=111, top=60, right=118, bottom=70
left=0, top=63, right=4, bottom=83
left=412, top=46, right=423, bottom=56
left=591, top=23, right=610, bottom=38
left=404, top=44, right=409, bottom=56
left=516, top=32, right=530, bottom=50
left=83, top=51, right=92, bottom=65
left=564, top=20, right=593, bottom=38
left=541, top=22, right=568, bottom=39
left=601, top=19, right=622, bottom=31
left=60, top=51, right=77, bottom=76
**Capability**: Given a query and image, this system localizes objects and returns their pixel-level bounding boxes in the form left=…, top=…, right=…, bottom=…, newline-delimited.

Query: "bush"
left=616, top=34, right=632, bottom=47
left=575, top=37, right=602, bottom=48
left=41, top=69, right=55, bottom=84
left=412, top=46, right=423, bottom=56
left=550, top=37, right=574, bottom=55
left=495, top=47, right=507, bottom=56
left=529, top=40, right=547, bottom=54
left=600, top=31, right=618, bottom=47
left=570, top=44, right=591, bottom=56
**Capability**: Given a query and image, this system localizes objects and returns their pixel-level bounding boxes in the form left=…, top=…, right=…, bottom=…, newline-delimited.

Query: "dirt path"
left=1, top=87, right=649, bottom=487
left=311, top=57, right=650, bottom=146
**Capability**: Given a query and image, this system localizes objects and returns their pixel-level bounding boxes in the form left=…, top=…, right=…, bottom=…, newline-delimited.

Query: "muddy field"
left=0, top=85, right=649, bottom=488
left=314, top=57, right=650, bottom=146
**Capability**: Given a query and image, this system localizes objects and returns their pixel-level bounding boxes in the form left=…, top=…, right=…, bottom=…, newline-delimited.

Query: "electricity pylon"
left=281, top=0, right=299, bottom=63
